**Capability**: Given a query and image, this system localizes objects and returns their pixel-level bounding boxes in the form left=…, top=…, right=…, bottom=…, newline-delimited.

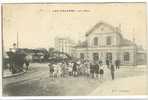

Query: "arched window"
left=106, top=52, right=112, bottom=61
left=124, top=52, right=130, bottom=61
left=93, top=37, right=98, bottom=46
left=93, top=53, right=99, bottom=61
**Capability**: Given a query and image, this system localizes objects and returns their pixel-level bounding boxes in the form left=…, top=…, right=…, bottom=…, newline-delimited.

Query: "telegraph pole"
left=132, top=33, right=137, bottom=66
left=86, top=33, right=88, bottom=61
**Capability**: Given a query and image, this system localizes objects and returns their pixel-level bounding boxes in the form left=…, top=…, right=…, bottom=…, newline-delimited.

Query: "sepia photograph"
left=1, top=3, right=148, bottom=96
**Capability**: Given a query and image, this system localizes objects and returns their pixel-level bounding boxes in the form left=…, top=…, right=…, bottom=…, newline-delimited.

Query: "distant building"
left=55, top=37, right=75, bottom=56
left=73, top=21, right=146, bottom=65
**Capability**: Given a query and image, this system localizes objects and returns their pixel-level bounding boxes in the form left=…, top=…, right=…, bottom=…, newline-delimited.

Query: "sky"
left=2, top=3, right=147, bottom=51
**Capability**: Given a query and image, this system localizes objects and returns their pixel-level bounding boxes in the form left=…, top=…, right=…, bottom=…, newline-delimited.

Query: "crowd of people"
left=48, top=59, right=120, bottom=80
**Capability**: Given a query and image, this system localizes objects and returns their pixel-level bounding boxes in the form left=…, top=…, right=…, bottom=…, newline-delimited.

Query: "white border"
left=0, top=0, right=148, bottom=99
left=0, top=0, right=147, bottom=3
left=1, top=96, right=148, bottom=99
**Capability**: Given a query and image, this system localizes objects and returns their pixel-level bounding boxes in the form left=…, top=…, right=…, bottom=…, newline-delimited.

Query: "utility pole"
left=132, top=32, right=137, bottom=66
left=86, top=34, right=88, bottom=61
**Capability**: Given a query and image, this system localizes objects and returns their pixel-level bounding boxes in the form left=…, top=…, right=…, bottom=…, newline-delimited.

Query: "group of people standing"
left=48, top=59, right=120, bottom=80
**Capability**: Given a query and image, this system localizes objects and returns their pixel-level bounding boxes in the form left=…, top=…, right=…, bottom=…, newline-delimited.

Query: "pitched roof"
left=86, top=21, right=118, bottom=36
left=74, top=21, right=139, bottom=48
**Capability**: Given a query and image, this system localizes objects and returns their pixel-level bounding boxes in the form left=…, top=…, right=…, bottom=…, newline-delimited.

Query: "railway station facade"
left=73, top=21, right=146, bottom=65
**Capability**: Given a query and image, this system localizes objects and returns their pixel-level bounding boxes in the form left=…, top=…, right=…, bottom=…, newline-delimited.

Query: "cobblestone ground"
left=3, top=63, right=148, bottom=96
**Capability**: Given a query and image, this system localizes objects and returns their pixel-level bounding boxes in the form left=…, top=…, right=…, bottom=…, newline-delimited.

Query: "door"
left=106, top=52, right=112, bottom=61
left=93, top=53, right=99, bottom=61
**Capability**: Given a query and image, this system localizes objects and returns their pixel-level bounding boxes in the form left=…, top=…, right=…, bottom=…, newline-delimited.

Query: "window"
left=106, top=52, right=112, bottom=61
left=93, top=53, right=99, bottom=61
left=80, top=53, right=85, bottom=59
left=106, top=36, right=112, bottom=45
left=93, top=37, right=98, bottom=46
left=124, top=52, right=130, bottom=61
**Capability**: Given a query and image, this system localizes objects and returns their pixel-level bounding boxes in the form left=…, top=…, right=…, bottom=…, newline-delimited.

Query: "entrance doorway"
left=106, top=52, right=112, bottom=62
left=93, top=53, right=99, bottom=61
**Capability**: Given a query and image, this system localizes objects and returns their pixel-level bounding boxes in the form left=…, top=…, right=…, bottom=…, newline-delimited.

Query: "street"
left=3, top=63, right=148, bottom=96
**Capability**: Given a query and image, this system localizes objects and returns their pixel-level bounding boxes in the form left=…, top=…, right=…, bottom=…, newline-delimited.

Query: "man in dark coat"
left=110, top=64, right=115, bottom=80
left=90, top=62, right=95, bottom=78
left=94, top=62, right=99, bottom=78
left=73, top=62, right=78, bottom=77
left=7, top=51, right=15, bottom=73
left=115, top=60, right=120, bottom=69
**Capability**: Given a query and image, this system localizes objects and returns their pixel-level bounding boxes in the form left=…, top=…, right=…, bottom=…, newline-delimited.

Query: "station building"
left=73, top=21, right=146, bottom=65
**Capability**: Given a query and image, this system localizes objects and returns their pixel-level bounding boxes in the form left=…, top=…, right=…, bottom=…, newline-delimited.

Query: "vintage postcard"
left=1, top=3, right=148, bottom=96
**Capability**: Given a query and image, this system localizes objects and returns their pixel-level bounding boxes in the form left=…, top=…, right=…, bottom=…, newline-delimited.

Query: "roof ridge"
left=86, top=21, right=116, bottom=36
